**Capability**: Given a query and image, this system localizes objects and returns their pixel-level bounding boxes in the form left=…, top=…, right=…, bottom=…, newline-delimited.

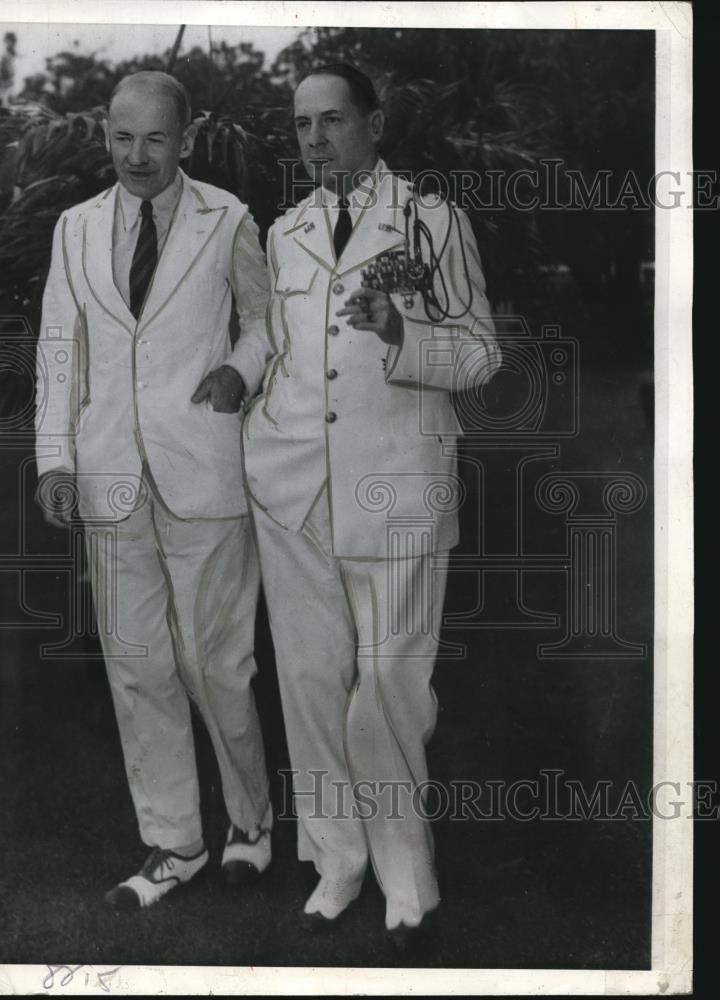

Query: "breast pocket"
left=274, top=261, right=319, bottom=297
left=273, top=261, right=321, bottom=341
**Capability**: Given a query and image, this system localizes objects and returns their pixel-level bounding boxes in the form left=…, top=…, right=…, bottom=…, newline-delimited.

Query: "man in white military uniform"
left=242, top=64, right=502, bottom=946
left=35, top=72, right=273, bottom=908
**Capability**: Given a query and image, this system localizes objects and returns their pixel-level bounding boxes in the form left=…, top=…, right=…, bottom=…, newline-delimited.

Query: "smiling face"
left=294, top=74, right=383, bottom=194
left=105, top=84, right=195, bottom=200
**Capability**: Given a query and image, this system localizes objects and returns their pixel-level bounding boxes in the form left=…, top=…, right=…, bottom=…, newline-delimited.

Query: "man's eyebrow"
left=111, top=128, right=168, bottom=136
left=294, top=108, right=343, bottom=119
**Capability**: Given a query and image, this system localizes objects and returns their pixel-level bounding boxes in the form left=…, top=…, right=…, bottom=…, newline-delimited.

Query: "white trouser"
left=252, top=490, right=448, bottom=922
left=85, top=477, right=270, bottom=850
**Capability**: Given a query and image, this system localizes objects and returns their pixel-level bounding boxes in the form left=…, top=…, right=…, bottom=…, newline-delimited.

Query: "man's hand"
left=192, top=365, right=247, bottom=413
left=336, top=288, right=404, bottom=346
left=35, top=468, right=77, bottom=529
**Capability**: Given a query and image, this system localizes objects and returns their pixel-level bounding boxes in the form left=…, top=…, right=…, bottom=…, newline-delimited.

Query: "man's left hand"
left=192, top=365, right=247, bottom=413
left=337, top=288, right=403, bottom=346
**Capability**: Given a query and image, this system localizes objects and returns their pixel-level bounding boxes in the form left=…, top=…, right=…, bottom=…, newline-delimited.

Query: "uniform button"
left=136, top=380, right=144, bottom=389
left=325, top=411, right=337, bottom=423
left=333, top=283, right=345, bottom=295
left=326, top=368, right=338, bottom=380
left=328, top=324, right=339, bottom=336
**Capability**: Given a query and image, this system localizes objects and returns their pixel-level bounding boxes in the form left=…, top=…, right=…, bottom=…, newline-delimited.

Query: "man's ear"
left=180, top=122, right=198, bottom=160
left=369, top=109, right=384, bottom=143
left=102, top=118, right=110, bottom=153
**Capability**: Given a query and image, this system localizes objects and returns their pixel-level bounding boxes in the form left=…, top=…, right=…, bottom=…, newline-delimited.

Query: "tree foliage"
left=271, top=27, right=654, bottom=301
left=0, top=31, right=16, bottom=101
left=0, top=28, right=654, bottom=336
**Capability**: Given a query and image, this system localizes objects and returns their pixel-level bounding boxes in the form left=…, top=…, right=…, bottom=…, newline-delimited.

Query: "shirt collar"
left=117, top=170, right=183, bottom=231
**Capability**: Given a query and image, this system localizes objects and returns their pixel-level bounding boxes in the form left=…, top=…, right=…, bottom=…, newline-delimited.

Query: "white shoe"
left=300, top=874, right=364, bottom=929
left=104, top=846, right=208, bottom=910
left=221, top=820, right=272, bottom=885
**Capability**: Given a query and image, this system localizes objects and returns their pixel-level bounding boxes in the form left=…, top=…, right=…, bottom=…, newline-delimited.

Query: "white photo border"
left=0, top=1, right=693, bottom=995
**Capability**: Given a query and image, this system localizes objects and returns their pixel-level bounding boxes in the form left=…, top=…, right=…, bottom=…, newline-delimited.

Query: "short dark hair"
left=300, top=62, right=380, bottom=113
left=110, top=71, right=192, bottom=128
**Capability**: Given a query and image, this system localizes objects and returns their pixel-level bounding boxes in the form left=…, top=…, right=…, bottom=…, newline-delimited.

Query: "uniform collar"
left=319, top=158, right=386, bottom=211
left=286, top=163, right=406, bottom=277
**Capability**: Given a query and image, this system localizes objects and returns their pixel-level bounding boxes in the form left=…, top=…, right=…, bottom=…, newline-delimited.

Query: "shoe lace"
left=140, top=847, right=177, bottom=883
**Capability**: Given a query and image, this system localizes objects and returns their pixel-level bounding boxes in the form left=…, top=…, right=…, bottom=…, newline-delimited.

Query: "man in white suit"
left=34, top=72, right=272, bottom=909
left=242, top=64, right=502, bottom=946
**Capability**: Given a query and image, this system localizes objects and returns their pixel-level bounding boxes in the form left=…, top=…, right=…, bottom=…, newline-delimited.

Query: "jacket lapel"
left=81, top=185, right=135, bottom=335
left=288, top=170, right=411, bottom=278
left=137, top=174, right=227, bottom=334
left=285, top=199, right=335, bottom=274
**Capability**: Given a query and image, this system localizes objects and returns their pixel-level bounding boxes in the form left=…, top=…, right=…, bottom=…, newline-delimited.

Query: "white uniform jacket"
left=242, top=163, right=502, bottom=559
left=35, top=170, right=270, bottom=521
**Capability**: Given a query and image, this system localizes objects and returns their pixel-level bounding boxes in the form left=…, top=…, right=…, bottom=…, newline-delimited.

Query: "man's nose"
left=308, top=122, right=327, bottom=147
left=127, top=137, right=149, bottom=164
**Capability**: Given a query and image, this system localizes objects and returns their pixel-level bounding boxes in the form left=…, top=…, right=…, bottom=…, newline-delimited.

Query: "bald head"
left=110, top=71, right=192, bottom=130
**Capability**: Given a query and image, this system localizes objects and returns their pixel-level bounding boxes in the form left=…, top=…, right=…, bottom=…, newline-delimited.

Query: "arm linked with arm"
left=223, top=209, right=275, bottom=399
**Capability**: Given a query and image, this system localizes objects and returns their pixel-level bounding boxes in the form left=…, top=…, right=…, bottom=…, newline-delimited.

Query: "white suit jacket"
left=35, top=171, right=270, bottom=521
left=242, top=163, right=502, bottom=558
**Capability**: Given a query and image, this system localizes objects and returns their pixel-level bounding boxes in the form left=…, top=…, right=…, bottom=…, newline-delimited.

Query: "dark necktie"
left=333, top=198, right=352, bottom=261
left=129, top=200, right=158, bottom=319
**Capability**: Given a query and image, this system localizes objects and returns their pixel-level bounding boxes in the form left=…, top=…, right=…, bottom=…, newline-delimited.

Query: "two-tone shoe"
left=104, top=846, right=208, bottom=910
left=221, top=823, right=272, bottom=886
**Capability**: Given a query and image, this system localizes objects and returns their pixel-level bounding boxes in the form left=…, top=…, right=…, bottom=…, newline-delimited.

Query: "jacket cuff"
left=385, top=316, right=503, bottom=392
left=385, top=316, right=455, bottom=391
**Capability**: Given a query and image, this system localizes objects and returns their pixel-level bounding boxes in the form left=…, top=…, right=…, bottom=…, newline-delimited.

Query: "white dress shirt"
left=112, top=172, right=183, bottom=308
